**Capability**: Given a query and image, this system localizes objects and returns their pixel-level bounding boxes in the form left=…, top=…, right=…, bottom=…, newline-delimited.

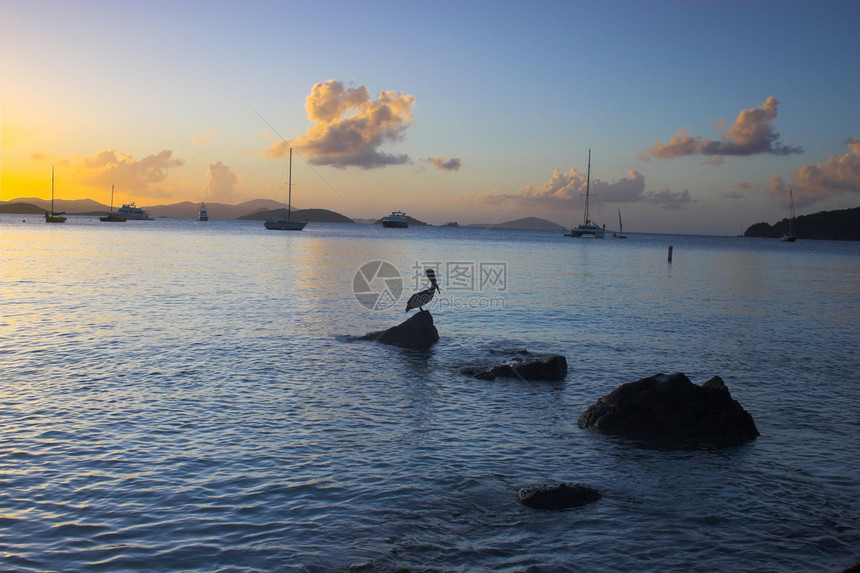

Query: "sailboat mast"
left=789, top=189, right=794, bottom=234
left=51, top=166, right=55, bottom=214
left=288, top=147, right=292, bottom=221
left=584, top=149, right=591, bottom=225
left=110, top=184, right=114, bottom=213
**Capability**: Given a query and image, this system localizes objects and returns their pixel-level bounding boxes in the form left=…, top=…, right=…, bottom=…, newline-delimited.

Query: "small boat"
left=382, top=211, right=408, bottom=228
left=115, top=202, right=154, bottom=220
left=198, top=202, right=209, bottom=221
left=100, top=185, right=126, bottom=222
left=568, top=150, right=604, bottom=238
left=613, top=208, right=627, bottom=238
left=44, top=167, right=67, bottom=223
left=265, top=147, right=307, bottom=231
left=781, top=189, right=797, bottom=242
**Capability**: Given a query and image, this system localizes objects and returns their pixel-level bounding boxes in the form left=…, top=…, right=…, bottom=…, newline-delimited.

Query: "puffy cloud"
left=204, top=161, right=240, bottom=202
left=769, top=138, right=860, bottom=207
left=647, top=97, right=802, bottom=160
left=471, top=161, right=698, bottom=210
left=644, top=188, right=693, bottom=209
left=264, top=80, right=415, bottom=169
left=429, top=157, right=461, bottom=171
left=718, top=189, right=745, bottom=199
left=513, top=166, right=590, bottom=205
left=472, top=164, right=656, bottom=207
left=596, top=170, right=647, bottom=202
left=74, top=149, right=184, bottom=195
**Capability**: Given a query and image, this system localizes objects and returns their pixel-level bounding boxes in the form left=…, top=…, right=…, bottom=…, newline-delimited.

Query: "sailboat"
left=781, top=189, right=797, bottom=242
left=99, top=185, right=126, bottom=222
left=44, top=167, right=67, bottom=223
left=613, top=208, right=627, bottom=238
left=567, top=150, right=604, bottom=238
left=265, top=147, right=307, bottom=231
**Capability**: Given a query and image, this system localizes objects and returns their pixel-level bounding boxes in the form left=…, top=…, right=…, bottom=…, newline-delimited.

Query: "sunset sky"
left=2, top=0, right=858, bottom=234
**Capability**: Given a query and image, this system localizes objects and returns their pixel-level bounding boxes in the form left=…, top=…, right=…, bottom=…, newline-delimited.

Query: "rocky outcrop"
left=465, top=353, right=568, bottom=381
left=578, top=372, right=759, bottom=447
left=518, top=482, right=601, bottom=510
left=358, top=310, right=439, bottom=350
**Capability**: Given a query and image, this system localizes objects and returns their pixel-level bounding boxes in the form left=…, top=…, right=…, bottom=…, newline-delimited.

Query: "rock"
left=358, top=309, right=439, bottom=350
left=518, top=482, right=601, bottom=510
left=578, top=372, right=759, bottom=447
left=470, top=354, right=568, bottom=381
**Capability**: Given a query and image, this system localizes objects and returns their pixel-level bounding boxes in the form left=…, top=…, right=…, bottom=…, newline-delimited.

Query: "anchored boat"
left=568, top=150, right=604, bottom=238
left=265, top=148, right=307, bottom=231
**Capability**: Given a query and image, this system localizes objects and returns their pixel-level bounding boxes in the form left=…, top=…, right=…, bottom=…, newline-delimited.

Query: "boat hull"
left=264, top=219, right=307, bottom=231
left=569, top=224, right=605, bottom=238
left=382, top=211, right=408, bottom=228
left=115, top=204, right=153, bottom=220
left=100, top=213, right=127, bottom=222
left=382, top=220, right=408, bottom=228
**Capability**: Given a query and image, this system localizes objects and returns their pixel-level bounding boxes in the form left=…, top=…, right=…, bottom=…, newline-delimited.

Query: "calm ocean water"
left=1, top=214, right=858, bottom=572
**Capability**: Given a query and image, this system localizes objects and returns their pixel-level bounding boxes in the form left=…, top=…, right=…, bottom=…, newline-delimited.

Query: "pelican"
left=405, top=268, right=441, bottom=312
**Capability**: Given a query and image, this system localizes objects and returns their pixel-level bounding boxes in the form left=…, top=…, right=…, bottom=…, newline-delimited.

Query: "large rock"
left=358, top=309, right=439, bottom=350
left=578, top=372, right=759, bottom=447
left=467, top=354, right=568, bottom=381
left=518, top=482, right=601, bottom=510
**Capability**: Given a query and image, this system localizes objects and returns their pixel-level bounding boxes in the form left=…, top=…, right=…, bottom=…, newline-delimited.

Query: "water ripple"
left=1, top=219, right=858, bottom=571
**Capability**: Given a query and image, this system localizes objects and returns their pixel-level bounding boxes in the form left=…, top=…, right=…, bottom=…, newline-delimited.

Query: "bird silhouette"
left=405, top=268, right=441, bottom=312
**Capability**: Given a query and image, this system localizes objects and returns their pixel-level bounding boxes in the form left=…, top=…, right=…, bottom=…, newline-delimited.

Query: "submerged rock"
left=467, top=354, right=568, bottom=381
left=578, top=372, right=759, bottom=447
left=518, top=482, right=601, bottom=510
left=358, top=309, right=439, bottom=350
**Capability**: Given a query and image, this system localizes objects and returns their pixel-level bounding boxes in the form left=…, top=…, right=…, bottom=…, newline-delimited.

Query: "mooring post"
left=667, top=245, right=673, bottom=263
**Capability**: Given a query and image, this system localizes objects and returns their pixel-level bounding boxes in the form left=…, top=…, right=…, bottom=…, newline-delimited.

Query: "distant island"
left=468, top=217, right=566, bottom=231
left=744, top=206, right=859, bottom=241
left=0, top=202, right=44, bottom=214
left=238, top=208, right=353, bottom=223
left=2, top=198, right=563, bottom=231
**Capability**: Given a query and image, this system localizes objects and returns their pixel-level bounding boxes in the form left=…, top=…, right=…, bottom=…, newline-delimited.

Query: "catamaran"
left=568, top=150, right=604, bottom=238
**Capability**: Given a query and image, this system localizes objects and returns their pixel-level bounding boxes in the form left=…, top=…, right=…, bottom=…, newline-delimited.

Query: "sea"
left=1, top=214, right=858, bottom=572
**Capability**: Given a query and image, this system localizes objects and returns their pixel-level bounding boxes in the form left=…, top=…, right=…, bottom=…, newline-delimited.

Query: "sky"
left=1, top=0, right=858, bottom=235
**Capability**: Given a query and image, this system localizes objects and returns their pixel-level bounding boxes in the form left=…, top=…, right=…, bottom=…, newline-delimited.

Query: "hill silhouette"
left=1, top=197, right=110, bottom=214
left=237, top=208, right=353, bottom=223
left=744, top=206, right=859, bottom=241
left=0, top=202, right=44, bottom=214
left=0, top=197, right=355, bottom=222
left=467, top=217, right=565, bottom=231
